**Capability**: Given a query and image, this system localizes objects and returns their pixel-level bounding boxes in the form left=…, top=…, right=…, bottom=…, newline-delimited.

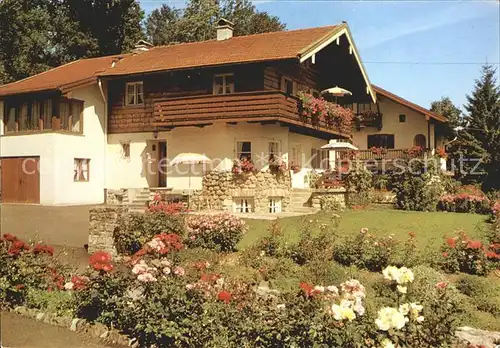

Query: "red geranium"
left=89, top=251, right=113, bottom=272
left=32, top=243, right=54, bottom=256
left=466, top=240, right=482, bottom=249
left=8, top=240, right=30, bottom=255
left=217, top=291, right=232, bottom=303
left=3, top=233, right=18, bottom=242
left=71, top=275, right=89, bottom=290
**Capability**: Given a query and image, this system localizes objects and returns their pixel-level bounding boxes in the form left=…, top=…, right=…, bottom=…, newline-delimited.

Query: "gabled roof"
left=0, top=55, right=126, bottom=97
left=372, top=85, right=447, bottom=123
left=99, top=25, right=340, bottom=77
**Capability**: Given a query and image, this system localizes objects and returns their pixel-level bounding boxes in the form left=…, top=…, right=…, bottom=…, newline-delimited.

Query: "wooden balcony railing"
left=153, top=91, right=350, bottom=137
left=338, top=148, right=432, bottom=161
left=354, top=111, right=382, bottom=130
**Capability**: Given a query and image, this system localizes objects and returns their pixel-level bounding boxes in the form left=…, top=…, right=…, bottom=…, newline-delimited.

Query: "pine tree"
left=453, top=65, right=500, bottom=191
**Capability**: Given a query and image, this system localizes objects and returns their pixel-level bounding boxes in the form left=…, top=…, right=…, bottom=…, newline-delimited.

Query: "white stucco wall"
left=352, top=98, right=434, bottom=150
left=0, top=85, right=107, bottom=205
left=106, top=123, right=329, bottom=191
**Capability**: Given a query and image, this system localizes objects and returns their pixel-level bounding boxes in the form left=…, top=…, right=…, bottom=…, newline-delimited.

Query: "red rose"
left=442, top=252, right=448, bottom=258
left=435, top=282, right=448, bottom=290
left=466, top=240, right=482, bottom=249
left=217, top=291, right=232, bottom=304
left=446, top=238, right=456, bottom=248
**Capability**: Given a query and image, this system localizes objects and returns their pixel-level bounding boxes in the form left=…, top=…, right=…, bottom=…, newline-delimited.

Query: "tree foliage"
left=0, top=0, right=144, bottom=84
left=145, top=0, right=286, bottom=45
left=430, top=97, right=462, bottom=138
left=449, top=65, right=500, bottom=191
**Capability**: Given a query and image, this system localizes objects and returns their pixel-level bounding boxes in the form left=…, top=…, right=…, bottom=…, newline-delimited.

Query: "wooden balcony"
left=354, top=111, right=382, bottom=130
left=338, top=148, right=432, bottom=161
left=153, top=91, right=350, bottom=138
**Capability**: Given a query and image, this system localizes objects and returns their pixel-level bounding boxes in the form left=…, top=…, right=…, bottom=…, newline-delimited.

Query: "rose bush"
left=185, top=213, right=246, bottom=252
left=439, top=231, right=499, bottom=276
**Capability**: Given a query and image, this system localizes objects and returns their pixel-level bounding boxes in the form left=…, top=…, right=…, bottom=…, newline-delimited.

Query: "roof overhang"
left=372, top=85, right=447, bottom=123
left=298, top=24, right=376, bottom=104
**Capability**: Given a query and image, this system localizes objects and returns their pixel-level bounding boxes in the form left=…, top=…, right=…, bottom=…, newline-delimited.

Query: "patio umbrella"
left=321, top=86, right=353, bottom=104
left=321, top=142, right=358, bottom=151
left=170, top=153, right=212, bottom=206
left=321, top=86, right=353, bottom=97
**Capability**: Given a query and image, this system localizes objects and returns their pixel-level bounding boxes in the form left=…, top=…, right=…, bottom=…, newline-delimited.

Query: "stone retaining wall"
left=311, top=189, right=347, bottom=210
left=88, top=206, right=128, bottom=256
left=191, top=170, right=291, bottom=213
left=105, top=189, right=129, bottom=205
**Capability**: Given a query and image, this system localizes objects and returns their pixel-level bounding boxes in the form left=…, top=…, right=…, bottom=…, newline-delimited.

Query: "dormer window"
left=125, top=81, right=144, bottom=106
left=213, top=74, right=234, bottom=95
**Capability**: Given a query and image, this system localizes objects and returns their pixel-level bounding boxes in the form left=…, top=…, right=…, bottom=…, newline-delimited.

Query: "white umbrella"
left=321, top=86, right=353, bottom=97
left=170, top=153, right=211, bottom=206
left=170, top=153, right=212, bottom=166
left=321, top=142, right=358, bottom=151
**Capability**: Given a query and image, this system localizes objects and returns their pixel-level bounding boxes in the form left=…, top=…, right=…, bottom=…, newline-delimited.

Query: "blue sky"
left=139, top=0, right=499, bottom=111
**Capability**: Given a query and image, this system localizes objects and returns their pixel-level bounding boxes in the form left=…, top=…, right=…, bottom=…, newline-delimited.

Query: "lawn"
left=238, top=206, right=490, bottom=251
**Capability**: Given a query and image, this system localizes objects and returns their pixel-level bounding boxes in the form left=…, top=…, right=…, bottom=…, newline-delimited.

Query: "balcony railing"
left=338, top=148, right=432, bottom=161
left=153, top=91, right=350, bottom=136
left=354, top=110, right=382, bottom=130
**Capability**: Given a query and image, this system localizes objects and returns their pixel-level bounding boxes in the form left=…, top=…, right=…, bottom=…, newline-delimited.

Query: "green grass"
left=238, top=207, right=490, bottom=251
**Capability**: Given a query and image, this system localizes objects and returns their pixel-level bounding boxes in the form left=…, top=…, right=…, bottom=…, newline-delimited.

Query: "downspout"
left=98, top=78, right=108, bottom=203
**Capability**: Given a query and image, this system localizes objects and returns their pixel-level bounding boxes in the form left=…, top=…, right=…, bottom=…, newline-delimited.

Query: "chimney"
left=216, top=18, right=234, bottom=41
left=133, top=40, right=153, bottom=54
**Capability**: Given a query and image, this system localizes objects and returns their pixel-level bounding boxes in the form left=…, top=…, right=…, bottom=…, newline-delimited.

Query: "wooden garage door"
left=0, top=157, right=40, bottom=204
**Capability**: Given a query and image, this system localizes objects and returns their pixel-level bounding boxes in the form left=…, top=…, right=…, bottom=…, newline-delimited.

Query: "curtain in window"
left=31, top=101, right=40, bottom=130
left=19, top=103, right=28, bottom=131
left=71, top=100, right=83, bottom=132
left=6, top=107, right=16, bottom=132
left=42, top=99, right=52, bottom=130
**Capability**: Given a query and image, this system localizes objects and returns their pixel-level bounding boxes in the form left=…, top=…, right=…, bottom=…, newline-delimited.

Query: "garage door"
left=0, top=157, right=40, bottom=204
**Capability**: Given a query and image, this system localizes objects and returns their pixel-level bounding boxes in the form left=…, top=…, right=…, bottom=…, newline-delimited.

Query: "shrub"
left=319, top=196, right=344, bottom=211
left=113, top=211, right=185, bottom=255
left=439, top=231, right=498, bottom=276
left=438, top=189, right=491, bottom=214
left=333, top=228, right=399, bottom=271
left=287, top=219, right=337, bottom=265
left=0, top=234, right=67, bottom=307
left=25, top=289, right=74, bottom=317
left=185, top=213, right=246, bottom=252
left=390, top=159, right=444, bottom=211
left=455, top=274, right=500, bottom=316
left=344, top=160, right=373, bottom=207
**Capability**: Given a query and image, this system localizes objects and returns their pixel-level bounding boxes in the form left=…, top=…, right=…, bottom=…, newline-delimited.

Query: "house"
left=0, top=21, right=447, bottom=211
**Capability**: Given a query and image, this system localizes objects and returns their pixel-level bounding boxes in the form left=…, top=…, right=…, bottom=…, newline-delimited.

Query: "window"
left=6, top=106, right=16, bottom=132
left=367, top=134, right=395, bottom=149
left=290, top=145, right=302, bottom=166
left=213, top=74, right=234, bottom=95
left=269, top=198, right=282, bottom=213
left=413, top=134, right=427, bottom=148
left=268, top=141, right=281, bottom=162
left=122, top=143, right=131, bottom=158
left=399, top=114, right=406, bottom=123
left=281, top=77, right=294, bottom=96
left=236, top=141, right=252, bottom=161
left=125, top=82, right=144, bottom=106
left=233, top=198, right=253, bottom=213
left=311, top=148, right=330, bottom=169
left=74, top=158, right=90, bottom=182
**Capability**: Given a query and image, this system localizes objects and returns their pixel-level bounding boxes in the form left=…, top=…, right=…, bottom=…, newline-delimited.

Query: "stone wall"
left=311, top=189, right=347, bottom=210
left=191, top=170, right=291, bottom=213
left=88, top=206, right=128, bottom=256
left=105, top=189, right=129, bottom=205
